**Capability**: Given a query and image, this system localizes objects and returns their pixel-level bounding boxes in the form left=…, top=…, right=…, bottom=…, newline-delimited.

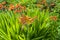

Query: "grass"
left=0, top=10, right=58, bottom=40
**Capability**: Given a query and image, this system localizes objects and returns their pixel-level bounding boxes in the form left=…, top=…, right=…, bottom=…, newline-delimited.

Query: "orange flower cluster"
left=36, top=0, right=55, bottom=10
left=14, top=4, right=26, bottom=13
left=50, top=16, right=57, bottom=21
left=0, top=4, right=3, bottom=9
left=19, top=15, right=37, bottom=24
left=0, top=1, right=7, bottom=10
left=8, top=4, right=26, bottom=13
left=0, top=1, right=26, bottom=13
left=9, top=4, right=15, bottom=10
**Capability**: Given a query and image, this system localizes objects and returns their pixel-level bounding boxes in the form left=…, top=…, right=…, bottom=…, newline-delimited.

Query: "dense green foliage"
left=0, top=0, right=60, bottom=40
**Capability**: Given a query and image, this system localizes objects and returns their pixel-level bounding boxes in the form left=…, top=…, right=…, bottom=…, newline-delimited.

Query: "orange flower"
left=14, top=6, right=26, bottom=13
left=2, top=1, right=7, bottom=5
left=19, top=15, right=27, bottom=24
left=19, top=6, right=26, bottom=10
left=50, top=16, right=57, bottom=21
left=0, top=4, right=3, bottom=10
left=19, top=15, right=36, bottom=24
left=15, top=4, right=21, bottom=8
left=9, top=4, right=15, bottom=10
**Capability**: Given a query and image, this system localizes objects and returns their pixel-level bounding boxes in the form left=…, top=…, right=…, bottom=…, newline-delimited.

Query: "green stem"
left=27, top=24, right=30, bottom=40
